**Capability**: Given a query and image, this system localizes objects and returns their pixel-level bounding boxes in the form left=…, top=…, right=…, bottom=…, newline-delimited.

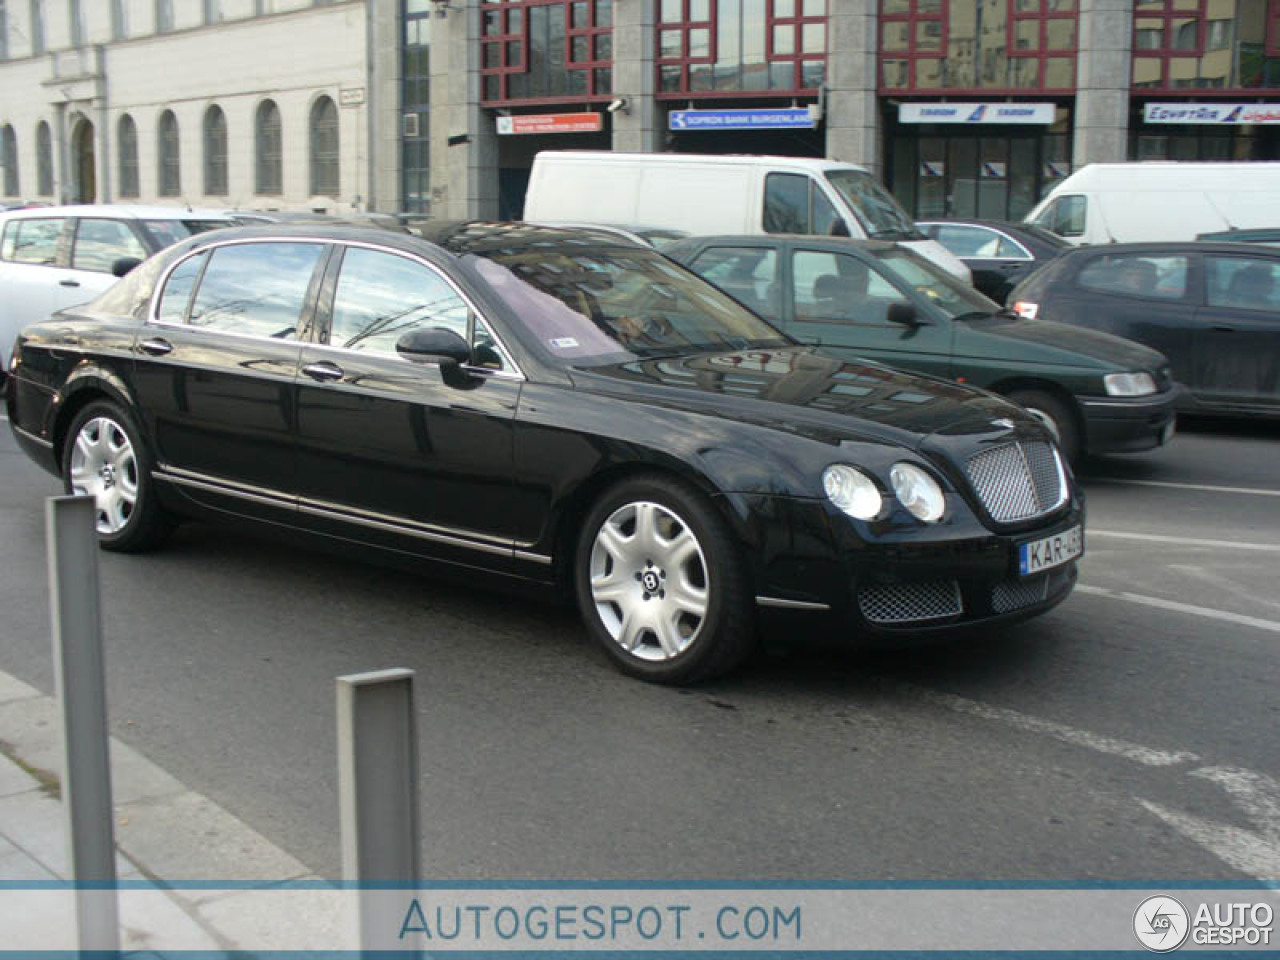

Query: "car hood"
left=957, top=313, right=1167, bottom=370
left=568, top=345, right=1036, bottom=451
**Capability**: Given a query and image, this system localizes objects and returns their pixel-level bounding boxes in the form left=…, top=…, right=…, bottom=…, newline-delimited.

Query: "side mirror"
left=829, top=220, right=852, bottom=238
left=396, top=327, right=472, bottom=368
left=887, top=302, right=920, bottom=327
left=111, top=257, right=142, bottom=278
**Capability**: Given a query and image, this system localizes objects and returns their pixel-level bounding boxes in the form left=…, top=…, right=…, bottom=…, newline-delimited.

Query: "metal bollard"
left=47, top=496, right=119, bottom=955
left=336, top=668, right=420, bottom=952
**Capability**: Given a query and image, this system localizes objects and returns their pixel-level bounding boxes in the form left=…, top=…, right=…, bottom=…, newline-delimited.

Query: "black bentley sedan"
left=6, top=223, right=1084, bottom=684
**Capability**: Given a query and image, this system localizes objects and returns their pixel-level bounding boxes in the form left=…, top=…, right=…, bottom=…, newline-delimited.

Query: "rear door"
left=1194, top=253, right=1280, bottom=411
left=0, top=216, right=69, bottom=363
left=925, top=223, right=1035, bottom=302
left=131, top=239, right=330, bottom=518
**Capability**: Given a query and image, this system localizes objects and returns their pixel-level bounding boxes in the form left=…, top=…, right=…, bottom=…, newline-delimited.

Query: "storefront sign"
left=981, top=161, right=1007, bottom=178
left=1144, top=102, right=1280, bottom=125
left=668, top=108, right=817, bottom=131
left=920, top=161, right=945, bottom=177
left=899, top=102, right=1056, bottom=125
left=339, top=87, right=366, bottom=107
left=496, top=113, right=604, bottom=135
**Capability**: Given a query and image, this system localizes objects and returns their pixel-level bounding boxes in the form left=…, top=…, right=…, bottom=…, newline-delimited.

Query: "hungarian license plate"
left=1018, top=525, right=1083, bottom=576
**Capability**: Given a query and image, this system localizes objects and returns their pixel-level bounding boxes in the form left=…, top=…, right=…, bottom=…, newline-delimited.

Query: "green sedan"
left=667, top=235, right=1178, bottom=463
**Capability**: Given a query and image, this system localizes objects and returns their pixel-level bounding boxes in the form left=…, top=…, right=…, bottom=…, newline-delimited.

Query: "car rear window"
left=1, top=217, right=65, bottom=265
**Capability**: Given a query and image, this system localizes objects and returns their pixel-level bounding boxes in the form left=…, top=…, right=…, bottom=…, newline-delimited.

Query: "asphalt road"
left=1, top=413, right=1277, bottom=882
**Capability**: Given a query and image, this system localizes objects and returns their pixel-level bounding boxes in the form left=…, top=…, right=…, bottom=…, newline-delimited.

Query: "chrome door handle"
left=139, top=337, right=173, bottom=356
left=302, top=361, right=344, bottom=382
left=59, top=279, right=81, bottom=288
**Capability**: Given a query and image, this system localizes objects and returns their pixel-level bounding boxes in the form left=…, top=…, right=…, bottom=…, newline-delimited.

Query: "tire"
left=574, top=474, right=755, bottom=685
left=1006, top=388, right=1082, bottom=465
left=62, top=400, right=172, bottom=552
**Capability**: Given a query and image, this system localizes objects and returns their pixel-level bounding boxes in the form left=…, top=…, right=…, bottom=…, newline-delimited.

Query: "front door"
left=294, top=244, right=522, bottom=566
left=131, top=239, right=330, bottom=517
left=784, top=247, right=955, bottom=380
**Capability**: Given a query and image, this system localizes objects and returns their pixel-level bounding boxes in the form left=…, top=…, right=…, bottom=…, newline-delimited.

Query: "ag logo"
left=1134, top=896, right=1190, bottom=952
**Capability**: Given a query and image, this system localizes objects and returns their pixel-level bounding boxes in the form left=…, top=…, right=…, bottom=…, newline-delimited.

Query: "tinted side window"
left=72, top=219, right=148, bottom=272
left=1077, top=254, right=1189, bottom=301
left=764, top=173, right=810, bottom=234
left=156, top=251, right=209, bottom=324
left=1206, top=257, right=1280, bottom=314
left=934, top=224, right=1001, bottom=258
left=688, top=246, right=780, bottom=320
left=4, top=218, right=66, bottom=265
left=189, top=242, right=325, bottom=339
left=329, top=248, right=473, bottom=355
left=793, top=250, right=907, bottom=324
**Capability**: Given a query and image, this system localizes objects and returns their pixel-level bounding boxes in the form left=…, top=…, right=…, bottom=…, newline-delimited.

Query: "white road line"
left=1076, top=584, right=1280, bottom=635
left=1089, top=529, right=1280, bottom=553
left=904, top=685, right=1199, bottom=768
left=1088, top=477, right=1280, bottom=497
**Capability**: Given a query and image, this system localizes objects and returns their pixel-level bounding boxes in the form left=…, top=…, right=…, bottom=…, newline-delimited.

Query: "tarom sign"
left=898, top=103, right=1056, bottom=125
left=1144, top=103, right=1280, bottom=125
left=496, top=114, right=604, bottom=135
left=668, top=108, right=817, bottom=131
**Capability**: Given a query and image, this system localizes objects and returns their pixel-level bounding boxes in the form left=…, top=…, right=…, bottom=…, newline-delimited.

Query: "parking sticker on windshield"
left=549, top=337, right=580, bottom=349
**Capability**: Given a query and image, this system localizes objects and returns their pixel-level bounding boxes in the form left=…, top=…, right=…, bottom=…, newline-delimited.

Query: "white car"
left=0, top=205, right=234, bottom=374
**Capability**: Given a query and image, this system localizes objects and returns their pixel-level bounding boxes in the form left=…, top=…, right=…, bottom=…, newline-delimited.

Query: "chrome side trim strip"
left=11, top=424, right=54, bottom=449
left=155, top=464, right=554, bottom=564
left=755, top=596, right=831, bottom=611
left=513, top=549, right=554, bottom=566
left=155, top=469, right=294, bottom=510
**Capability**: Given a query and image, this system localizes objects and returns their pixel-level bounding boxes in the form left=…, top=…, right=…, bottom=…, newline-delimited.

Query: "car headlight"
left=890, top=462, right=946, bottom=523
left=1104, top=371, right=1157, bottom=397
left=822, top=465, right=882, bottom=521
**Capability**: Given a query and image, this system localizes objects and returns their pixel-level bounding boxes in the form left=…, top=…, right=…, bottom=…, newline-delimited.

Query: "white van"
left=1024, top=162, right=1280, bottom=246
left=523, top=151, right=970, bottom=281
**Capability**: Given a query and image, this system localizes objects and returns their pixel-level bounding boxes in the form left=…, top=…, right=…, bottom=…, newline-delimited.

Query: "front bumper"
left=1079, top=389, right=1178, bottom=455
left=742, top=492, right=1085, bottom=640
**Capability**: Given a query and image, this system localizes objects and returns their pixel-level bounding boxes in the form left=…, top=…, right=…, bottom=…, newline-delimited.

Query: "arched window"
left=158, top=110, right=180, bottom=197
left=309, top=96, right=339, bottom=197
left=203, top=105, right=227, bottom=196
left=36, top=121, right=53, bottom=196
left=1, top=125, right=18, bottom=197
left=118, top=114, right=139, bottom=198
left=255, top=100, right=282, bottom=195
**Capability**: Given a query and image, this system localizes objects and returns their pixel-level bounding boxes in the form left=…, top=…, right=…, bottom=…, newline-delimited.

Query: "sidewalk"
left=0, top=667, right=341, bottom=954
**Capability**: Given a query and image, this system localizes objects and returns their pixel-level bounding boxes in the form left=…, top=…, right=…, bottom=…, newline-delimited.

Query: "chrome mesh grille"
left=991, top=575, right=1049, bottom=614
left=966, top=440, right=1065, bottom=523
left=859, top=581, right=962, bottom=625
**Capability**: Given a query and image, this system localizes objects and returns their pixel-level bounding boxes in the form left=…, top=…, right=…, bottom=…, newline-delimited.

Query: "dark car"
left=916, top=219, right=1070, bottom=304
left=667, top=235, right=1176, bottom=463
left=6, top=223, right=1083, bottom=684
left=1008, top=242, right=1280, bottom=419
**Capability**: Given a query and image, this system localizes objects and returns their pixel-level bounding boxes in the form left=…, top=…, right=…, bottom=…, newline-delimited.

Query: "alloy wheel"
left=69, top=416, right=139, bottom=535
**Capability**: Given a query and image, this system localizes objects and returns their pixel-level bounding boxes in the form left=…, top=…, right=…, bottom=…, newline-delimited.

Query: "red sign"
left=496, top=113, right=604, bottom=135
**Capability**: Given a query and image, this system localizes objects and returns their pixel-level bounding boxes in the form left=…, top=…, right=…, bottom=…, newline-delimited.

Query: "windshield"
left=825, top=170, right=923, bottom=241
left=142, top=219, right=230, bottom=248
left=472, top=246, right=791, bottom=366
left=876, top=248, right=1001, bottom=319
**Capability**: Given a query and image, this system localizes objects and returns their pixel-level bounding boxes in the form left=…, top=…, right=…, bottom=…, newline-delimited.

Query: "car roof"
left=534, top=150, right=868, bottom=174
left=668, top=234, right=902, bottom=255
left=0, top=204, right=235, bottom=221
left=1061, top=240, right=1280, bottom=257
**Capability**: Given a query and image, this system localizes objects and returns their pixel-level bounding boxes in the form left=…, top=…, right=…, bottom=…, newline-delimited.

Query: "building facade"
left=2, top=0, right=1279, bottom=220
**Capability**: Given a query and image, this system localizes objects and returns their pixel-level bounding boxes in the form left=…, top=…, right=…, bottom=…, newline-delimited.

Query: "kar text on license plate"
left=1018, top=525, right=1083, bottom=576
